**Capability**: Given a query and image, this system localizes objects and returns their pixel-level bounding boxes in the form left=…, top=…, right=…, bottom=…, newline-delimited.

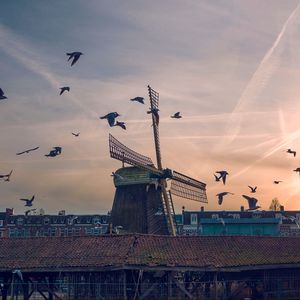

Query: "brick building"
left=0, top=209, right=110, bottom=238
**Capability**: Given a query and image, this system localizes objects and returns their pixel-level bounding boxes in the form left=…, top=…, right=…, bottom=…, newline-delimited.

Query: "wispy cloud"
left=221, top=1, right=300, bottom=146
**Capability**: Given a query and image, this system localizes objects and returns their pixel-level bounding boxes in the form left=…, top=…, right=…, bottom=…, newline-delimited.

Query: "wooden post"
left=214, top=273, right=218, bottom=300
left=48, top=275, right=54, bottom=300
left=167, top=272, right=172, bottom=300
left=23, top=278, right=29, bottom=300
left=123, top=271, right=127, bottom=300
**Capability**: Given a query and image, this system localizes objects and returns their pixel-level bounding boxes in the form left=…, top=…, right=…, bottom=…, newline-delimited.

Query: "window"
left=0, top=220, right=3, bottom=227
left=9, top=228, right=15, bottom=237
left=44, top=218, right=50, bottom=225
left=212, top=214, right=219, bottom=219
left=50, top=228, right=56, bottom=236
left=17, top=218, right=24, bottom=226
left=190, top=213, right=198, bottom=225
left=0, top=231, right=3, bottom=238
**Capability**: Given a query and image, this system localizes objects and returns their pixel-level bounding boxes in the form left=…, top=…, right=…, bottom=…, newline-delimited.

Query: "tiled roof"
left=0, top=235, right=300, bottom=272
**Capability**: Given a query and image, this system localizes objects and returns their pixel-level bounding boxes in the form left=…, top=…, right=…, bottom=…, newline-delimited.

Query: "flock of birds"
left=214, top=148, right=300, bottom=211
left=99, top=107, right=182, bottom=131
left=2, top=51, right=300, bottom=214
left=0, top=51, right=184, bottom=214
left=0, top=52, right=87, bottom=213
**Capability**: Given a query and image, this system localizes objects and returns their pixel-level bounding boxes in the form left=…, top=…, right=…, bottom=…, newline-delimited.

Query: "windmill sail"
left=171, top=170, right=207, bottom=202
left=109, top=134, right=159, bottom=172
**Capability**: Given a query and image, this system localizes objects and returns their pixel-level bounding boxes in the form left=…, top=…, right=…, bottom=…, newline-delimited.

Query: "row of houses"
left=1, top=206, right=300, bottom=238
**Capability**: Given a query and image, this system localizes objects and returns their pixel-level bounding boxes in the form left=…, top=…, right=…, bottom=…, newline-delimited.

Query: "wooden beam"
left=139, top=283, right=156, bottom=300
left=173, top=278, right=194, bottom=299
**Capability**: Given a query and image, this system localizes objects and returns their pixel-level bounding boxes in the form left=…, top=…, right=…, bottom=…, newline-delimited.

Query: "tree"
left=269, top=198, right=281, bottom=211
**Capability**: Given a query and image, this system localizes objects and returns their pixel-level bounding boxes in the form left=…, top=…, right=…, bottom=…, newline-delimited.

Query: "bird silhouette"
left=16, top=147, right=39, bottom=155
left=273, top=181, right=282, bottom=184
left=0, top=88, right=7, bottom=100
left=287, top=149, right=296, bottom=157
left=100, top=112, right=120, bottom=127
left=72, top=132, right=80, bottom=137
left=217, top=192, right=234, bottom=205
left=130, top=97, right=144, bottom=104
left=248, top=186, right=257, bottom=193
left=147, top=108, right=159, bottom=125
left=66, top=52, right=83, bottom=66
left=0, top=170, right=13, bottom=182
left=45, top=147, right=62, bottom=157
left=171, top=112, right=182, bottom=119
left=20, top=195, right=35, bottom=207
left=216, top=170, right=229, bottom=185
left=294, top=168, right=300, bottom=176
left=242, top=195, right=260, bottom=211
left=114, top=121, right=126, bottom=130
left=59, top=87, right=70, bottom=95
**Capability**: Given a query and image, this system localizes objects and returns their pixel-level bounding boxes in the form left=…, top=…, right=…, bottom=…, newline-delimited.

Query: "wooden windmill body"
left=110, top=86, right=207, bottom=236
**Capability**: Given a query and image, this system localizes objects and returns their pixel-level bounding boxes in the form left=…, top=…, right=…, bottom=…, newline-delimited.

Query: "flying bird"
left=130, top=97, right=144, bottom=104
left=66, top=52, right=83, bottom=66
left=216, top=192, right=234, bottom=205
left=72, top=132, right=80, bottom=137
left=216, top=170, right=229, bottom=185
left=294, top=167, right=300, bottom=176
left=273, top=181, right=282, bottom=184
left=111, top=172, right=124, bottom=181
left=16, top=147, right=39, bottom=155
left=0, top=88, right=7, bottom=100
left=20, top=195, right=35, bottom=207
left=147, top=108, right=159, bottom=125
left=242, top=195, right=261, bottom=211
left=248, top=186, right=257, bottom=193
left=0, top=170, right=13, bottom=182
left=114, top=121, right=126, bottom=130
left=287, top=149, right=296, bottom=157
left=171, top=112, right=182, bottom=119
left=45, top=147, right=62, bottom=157
left=59, top=87, right=70, bottom=95
left=100, top=112, right=120, bottom=127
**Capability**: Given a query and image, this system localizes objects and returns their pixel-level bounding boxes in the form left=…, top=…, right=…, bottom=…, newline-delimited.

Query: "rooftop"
left=0, top=234, right=300, bottom=272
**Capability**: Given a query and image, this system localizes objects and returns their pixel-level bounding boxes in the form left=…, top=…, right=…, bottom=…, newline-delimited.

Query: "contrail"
left=0, top=25, right=97, bottom=118
left=222, top=1, right=300, bottom=146
left=231, top=127, right=300, bottom=179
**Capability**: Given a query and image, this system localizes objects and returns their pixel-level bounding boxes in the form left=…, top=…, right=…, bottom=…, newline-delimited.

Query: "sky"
left=1, top=0, right=300, bottom=214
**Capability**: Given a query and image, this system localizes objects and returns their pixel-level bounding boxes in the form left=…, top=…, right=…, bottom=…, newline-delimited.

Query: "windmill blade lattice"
left=109, top=134, right=162, bottom=174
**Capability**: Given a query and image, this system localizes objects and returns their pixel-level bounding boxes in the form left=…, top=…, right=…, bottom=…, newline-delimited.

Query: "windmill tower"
left=110, top=86, right=207, bottom=236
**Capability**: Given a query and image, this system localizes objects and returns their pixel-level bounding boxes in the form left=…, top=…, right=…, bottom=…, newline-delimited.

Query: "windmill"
left=109, top=86, right=207, bottom=236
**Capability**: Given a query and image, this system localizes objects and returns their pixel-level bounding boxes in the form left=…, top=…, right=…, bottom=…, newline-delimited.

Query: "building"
left=1, top=234, right=300, bottom=299
left=0, top=209, right=110, bottom=238
left=181, top=206, right=300, bottom=237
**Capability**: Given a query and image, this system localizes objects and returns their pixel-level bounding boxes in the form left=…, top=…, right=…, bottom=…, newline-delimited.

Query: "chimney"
left=201, top=206, right=204, bottom=212
left=280, top=205, right=284, bottom=212
left=182, top=206, right=185, bottom=214
left=240, top=206, right=244, bottom=212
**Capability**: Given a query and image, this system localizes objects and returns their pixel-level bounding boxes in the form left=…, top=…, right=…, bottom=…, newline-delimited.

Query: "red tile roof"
left=0, top=234, right=300, bottom=272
